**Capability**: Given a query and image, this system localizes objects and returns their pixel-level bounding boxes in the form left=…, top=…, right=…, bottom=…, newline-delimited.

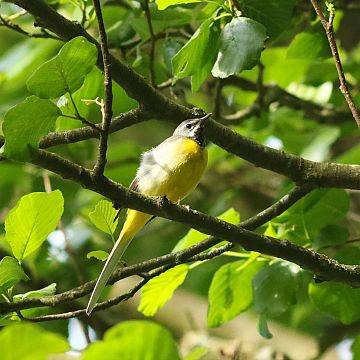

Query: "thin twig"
left=310, top=0, right=360, bottom=127
left=0, top=14, right=62, bottom=40
left=143, top=0, right=156, bottom=87
left=92, top=0, right=113, bottom=177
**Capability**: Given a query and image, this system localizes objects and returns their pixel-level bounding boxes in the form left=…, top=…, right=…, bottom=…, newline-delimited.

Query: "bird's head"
left=173, top=113, right=212, bottom=147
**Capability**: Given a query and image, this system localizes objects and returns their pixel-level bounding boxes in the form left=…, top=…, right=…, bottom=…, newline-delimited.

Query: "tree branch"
left=310, top=0, right=360, bottom=127
left=0, top=182, right=314, bottom=316
left=92, top=0, right=113, bottom=176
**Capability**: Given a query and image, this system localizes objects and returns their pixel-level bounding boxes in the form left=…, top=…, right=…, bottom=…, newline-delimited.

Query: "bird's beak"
left=198, top=113, right=212, bottom=123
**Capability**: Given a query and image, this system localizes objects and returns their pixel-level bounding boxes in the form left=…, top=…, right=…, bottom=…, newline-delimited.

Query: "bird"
left=86, top=113, right=211, bottom=315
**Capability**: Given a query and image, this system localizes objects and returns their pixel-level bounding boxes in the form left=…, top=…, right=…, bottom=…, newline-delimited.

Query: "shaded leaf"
left=313, top=225, right=349, bottom=250
left=27, top=36, right=97, bottom=98
left=2, top=96, right=61, bottom=161
left=352, top=335, right=360, bottom=360
left=253, top=261, right=301, bottom=317
left=138, top=264, right=188, bottom=316
left=83, top=320, right=180, bottom=360
left=257, top=313, right=273, bottom=339
left=173, top=18, right=220, bottom=91
left=212, top=17, right=267, bottom=78
left=5, top=191, right=64, bottom=261
left=207, top=257, right=264, bottom=327
left=0, top=256, right=28, bottom=293
left=238, top=0, right=296, bottom=38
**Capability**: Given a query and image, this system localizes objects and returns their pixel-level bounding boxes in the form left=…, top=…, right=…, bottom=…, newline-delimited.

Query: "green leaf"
left=0, top=323, right=69, bottom=359
left=276, top=189, right=349, bottom=241
left=5, top=191, right=64, bottom=261
left=0, top=256, right=28, bottom=293
left=287, top=22, right=332, bottom=60
left=253, top=261, right=301, bottom=317
left=2, top=96, right=61, bottom=161
left=309, top=282, right=360, bottom=324
left=238, top=0, right=297, bottom=38
left=87, top=250, right=109, bottom=261
left=352, top=335, right=360, bottom=360
left=13, top=283, right=56, bottom=301
left=89, top=199, right=118, bottom=236
left=211, top=17, right=267, bottom=79
left=138, top=264, right=189, bottom=316
left=156, top=0, right=201, bottom=10
left=257, top=313, right=273, bottom=339
left=313, top=225, right=349, bottom=250
left=172, top=208, right=240, bottom=252
left=184, top=347, right=208, bottom=360
left=207, top=257, right=264, bottom=327
left=173, top=18, right=220, bottom=91
left=27, top=36, right=98, bottom=98
left=309, top=247, right=360, bottom=324
left=83, top=320, right=180, bottom=360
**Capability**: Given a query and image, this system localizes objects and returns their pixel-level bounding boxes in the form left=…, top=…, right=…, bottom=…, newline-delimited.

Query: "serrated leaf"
left=27, top=36, right=98, bottom=98
left=89, top=199, right=118, bottom=236
left=253, top=261, right=301, bottom=317
left=87, top=250, right=109, bottom=261
left=5, top=191, right=64, bottom=261
left=0, top=323, right=70, bottom=359
left=287, top=22, right=332, bottom=60
left=13, top=283, right=56, bottom=301
left=2, top=96, right=61, bottom=161
left=207, top=258, right=264, bottom=327
left=0, top=256, right=28, bottom=293
left=238, top=0, right=297, bottom=38
left=173, top=18, right=220, bottom=91
left=138, top=264, right=188, bottom=317
left=212, top=17, right=267, bottom=79
left=83, top=320, right=180, bottom=360
left=172, top=208, right=240, bottom=252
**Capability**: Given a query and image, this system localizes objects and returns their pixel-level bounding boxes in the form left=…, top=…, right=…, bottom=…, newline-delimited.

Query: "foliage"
left=0, top=0, right=359, bottom=358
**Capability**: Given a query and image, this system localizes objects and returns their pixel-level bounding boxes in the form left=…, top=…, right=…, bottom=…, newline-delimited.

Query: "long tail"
left=86, top=210, right=151, bottom=315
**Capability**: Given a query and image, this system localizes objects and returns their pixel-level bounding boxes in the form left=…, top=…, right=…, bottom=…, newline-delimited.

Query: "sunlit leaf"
left=208, top=257, right=264, bottom=327
left=0, top=256, right=28, bottom=293
left=138, top=264, right=188, bottom=317
left=87, top=250, right=109, bottom=261
left=5, top=191, right=64, bottom=261
left=172, top=208, right=239, bottom=252
left=89, top=199, right=118, bottom=236
left=83, top=321, right=180, bottom=360
left=13, top=283, right=56, bottom=301
left=156, top=0, right=201, bottom=11
left=0, top=323, right=69, bottom=359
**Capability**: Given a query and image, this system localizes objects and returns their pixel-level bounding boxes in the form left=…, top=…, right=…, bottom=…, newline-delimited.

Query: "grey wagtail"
left=86, top=113, right=211, bottom=315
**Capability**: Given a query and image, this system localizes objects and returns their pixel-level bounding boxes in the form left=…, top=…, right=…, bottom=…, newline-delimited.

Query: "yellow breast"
left=138, top=137, right=208, bottom=202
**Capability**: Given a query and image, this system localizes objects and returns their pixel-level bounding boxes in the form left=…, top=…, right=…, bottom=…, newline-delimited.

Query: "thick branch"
left=310, top=0, right=360, bottom=127
left=6, top=0, right=360, bottom=191
left=92, top=0, right=113, bottom=176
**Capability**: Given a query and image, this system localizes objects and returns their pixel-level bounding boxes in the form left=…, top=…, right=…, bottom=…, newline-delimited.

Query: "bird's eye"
left=186, top=123, right=192, bottom=129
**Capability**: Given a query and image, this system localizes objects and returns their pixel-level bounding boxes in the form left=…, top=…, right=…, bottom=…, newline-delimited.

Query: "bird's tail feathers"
left=86, top=231, right=133, bottom=315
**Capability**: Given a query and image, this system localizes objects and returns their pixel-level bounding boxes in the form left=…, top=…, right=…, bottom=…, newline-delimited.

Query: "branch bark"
left=310, top=0, right=360, bottom=127
left=92, top=0, right=113, bottom=176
